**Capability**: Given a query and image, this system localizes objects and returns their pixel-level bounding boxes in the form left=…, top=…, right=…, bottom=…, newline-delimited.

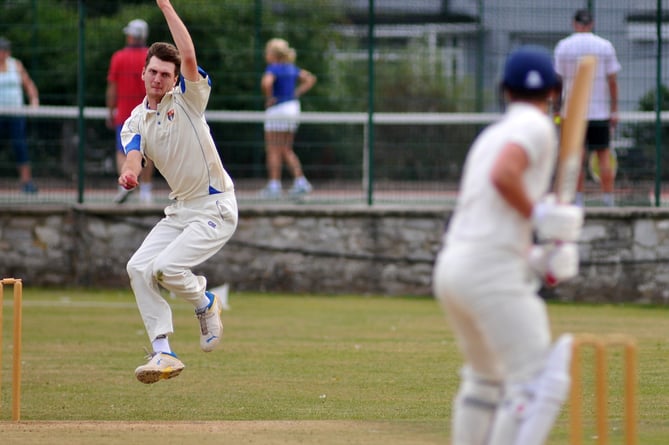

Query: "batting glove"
left=531, top=194, right=584, bottom=242
left=528, top=243, right=580, bottom=286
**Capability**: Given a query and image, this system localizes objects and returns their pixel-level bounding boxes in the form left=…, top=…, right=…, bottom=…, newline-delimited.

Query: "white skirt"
left=264, top=99, right=300, bottom=132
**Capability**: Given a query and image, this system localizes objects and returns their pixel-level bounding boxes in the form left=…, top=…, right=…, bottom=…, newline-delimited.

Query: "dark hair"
left=505, top=87, right=554, bottom=102
left=574, top=9, right=593, bottom=25
left=145, top=42, right=181, bottom=77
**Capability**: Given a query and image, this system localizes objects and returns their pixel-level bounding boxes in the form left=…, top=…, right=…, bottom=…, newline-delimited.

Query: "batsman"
left=433, top=45, right=585, bottom=445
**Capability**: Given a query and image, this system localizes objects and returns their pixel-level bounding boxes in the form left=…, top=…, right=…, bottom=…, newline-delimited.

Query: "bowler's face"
left=142, top=56, right=178, bottom=102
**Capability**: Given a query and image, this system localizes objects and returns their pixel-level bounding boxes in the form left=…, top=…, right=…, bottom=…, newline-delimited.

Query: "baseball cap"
left=574, top=9, right=593, bottom=25
left=0, top=37, right=10, bottom=51
left=502, top=45, right=558, bottom=92
left=123, top=19, right=149, bottom=40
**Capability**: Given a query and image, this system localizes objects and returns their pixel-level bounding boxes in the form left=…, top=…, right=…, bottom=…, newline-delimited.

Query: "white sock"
left=602, top=193, right=614, bottom=207
left=574, top=192, right=584, bottom=207
left=152, top=335, right=171, bottom=354
left=195, top=292, right=211, bottom=312
left=267, top=180, right=281, bottom=190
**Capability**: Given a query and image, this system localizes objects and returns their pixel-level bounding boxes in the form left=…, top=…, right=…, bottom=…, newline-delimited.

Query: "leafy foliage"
left=2, top=0, right=343, bottom=108
left=626, top=86, right=669, bottom=179
left=1, top=0, right=349, bottom=178
left=327, top=43, right=478, bottom=180
left=0, top=0, right=476, bottom=181
left=639, top=86, right=668, bottom=113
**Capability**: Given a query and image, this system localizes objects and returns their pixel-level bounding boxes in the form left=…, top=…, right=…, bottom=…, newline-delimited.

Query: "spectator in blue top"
left=259, top=38, right=316, bottom=199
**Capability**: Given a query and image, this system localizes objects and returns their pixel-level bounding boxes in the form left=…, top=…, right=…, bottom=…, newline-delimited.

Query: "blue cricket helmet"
left=502, top=45, right=558, bottom=92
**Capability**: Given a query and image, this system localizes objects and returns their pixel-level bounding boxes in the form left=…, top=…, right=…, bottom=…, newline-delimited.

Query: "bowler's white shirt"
left=554, top=32, right=621, bottom=120
left=121, top=74, right=234, bottom=201
left=446, top=103, right=557, bottom=254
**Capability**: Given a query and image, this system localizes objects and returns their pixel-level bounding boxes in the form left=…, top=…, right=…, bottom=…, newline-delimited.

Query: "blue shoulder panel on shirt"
left=124, top=134, right=142, bottom=154
left=198, top=66, right=211, bottom=86
left=209, top=185, right=221, bottom=195
left=179, top=66, right=211, bottom=93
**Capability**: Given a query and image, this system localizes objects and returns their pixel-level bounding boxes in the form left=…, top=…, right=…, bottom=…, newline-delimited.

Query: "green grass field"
left=1, top=288, right=668, bottom=444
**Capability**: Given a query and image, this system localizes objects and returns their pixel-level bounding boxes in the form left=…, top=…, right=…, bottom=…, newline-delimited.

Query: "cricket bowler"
left=119, top=0, right=238, bottom=384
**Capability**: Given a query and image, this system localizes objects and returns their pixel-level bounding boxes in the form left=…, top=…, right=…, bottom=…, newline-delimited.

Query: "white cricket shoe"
left=134, top=352, right=185, bottom=384
left=196, top=291, right=223, bottom=352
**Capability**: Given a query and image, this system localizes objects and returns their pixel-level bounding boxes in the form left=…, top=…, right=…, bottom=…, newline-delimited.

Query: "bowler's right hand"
left=119, top=173, right=138, bottom=190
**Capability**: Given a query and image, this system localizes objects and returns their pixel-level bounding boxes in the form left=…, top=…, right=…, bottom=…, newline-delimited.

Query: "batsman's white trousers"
left=127, top=191, right=238, bottom=342
left=433, top=242, right=551, bottom=383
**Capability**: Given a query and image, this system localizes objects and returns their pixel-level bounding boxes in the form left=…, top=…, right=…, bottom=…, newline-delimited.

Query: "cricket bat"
left=554, top=55, right=597, bottom=204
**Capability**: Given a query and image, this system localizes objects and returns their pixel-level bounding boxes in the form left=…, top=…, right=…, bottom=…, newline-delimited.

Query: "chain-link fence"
left=0, top=0, right=668, bottom=206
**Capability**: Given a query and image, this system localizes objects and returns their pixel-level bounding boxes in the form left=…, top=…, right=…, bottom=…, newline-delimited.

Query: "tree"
left=627, top=86, right=669, bottom=180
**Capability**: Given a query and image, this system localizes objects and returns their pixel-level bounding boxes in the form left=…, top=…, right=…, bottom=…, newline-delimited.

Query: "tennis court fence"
left=0, top=106, right=666, bottom=206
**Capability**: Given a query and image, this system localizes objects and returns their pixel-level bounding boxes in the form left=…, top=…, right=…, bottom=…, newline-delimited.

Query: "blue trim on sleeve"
left=198, top=66, right=211, bottom=86
left=208, top=186, right=221, bottom=195
left=179, top=67, right=211, bottom=93
left=124, top=134, right=142, bottom=154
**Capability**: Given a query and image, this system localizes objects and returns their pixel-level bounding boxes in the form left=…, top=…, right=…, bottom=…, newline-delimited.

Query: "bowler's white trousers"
left=127, top=191, right=238, bottom=342
left=432, top=242, right=551, bottom=383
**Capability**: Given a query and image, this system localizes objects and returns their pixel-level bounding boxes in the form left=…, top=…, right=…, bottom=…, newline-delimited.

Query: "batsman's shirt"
left=445, top=103, right=557, bottom=255
left=121, top=70, right=234, bottom=201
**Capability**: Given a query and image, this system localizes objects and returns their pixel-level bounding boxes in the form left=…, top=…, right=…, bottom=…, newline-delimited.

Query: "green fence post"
left=655, top=0, right=663, bottom=207
left=77, top=0, right=86, bottom=203
left=475, top=0, right=484, bottom=112
left=366, top=0, right=375, bottom=206
left=254, top=0, right=264, bottom=178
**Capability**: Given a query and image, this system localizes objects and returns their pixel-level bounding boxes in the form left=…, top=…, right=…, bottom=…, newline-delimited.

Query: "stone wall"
left=2, top=204, right=669, bottom=304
